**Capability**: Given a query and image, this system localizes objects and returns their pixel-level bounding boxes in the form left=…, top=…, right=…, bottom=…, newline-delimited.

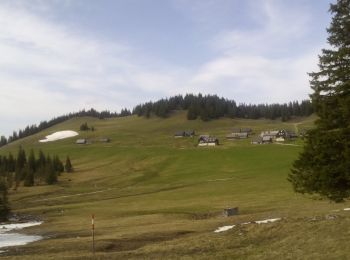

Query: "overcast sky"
left=0, top=0, right=333, bottom=136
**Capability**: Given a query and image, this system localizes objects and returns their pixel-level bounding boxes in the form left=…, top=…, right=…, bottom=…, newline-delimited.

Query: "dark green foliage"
left=0, top=136, right=7, bottom=146
left=80, top=122, right=96, bottom=132
left=0, top=148, right=69, bottom=187
left=80, top=122, right=89, bottom=131
left=0, top=179, right=9, bottom=221
left=289, top=0, right=350, bottom=202
left=45, top=156, right=57, bottom=185
left=65, top=156, right=73, bottom=173
left=15, top=147, right=26, bottom=182
left=133, top=94, right=313, bottom=121
left=187, top=105, right=198, bottom=120
left=23, top=165, right=34, bottom=187
left=7, top=153, right=15, bottom=172
left=53, top=156, right=64, bottom=174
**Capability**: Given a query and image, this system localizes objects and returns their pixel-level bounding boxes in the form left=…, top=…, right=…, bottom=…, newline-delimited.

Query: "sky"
left=0, top=0, right=333, bottom=136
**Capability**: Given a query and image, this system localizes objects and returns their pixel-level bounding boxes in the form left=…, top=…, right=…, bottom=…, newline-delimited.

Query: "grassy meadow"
left=1, top=112, right=350, bottom=259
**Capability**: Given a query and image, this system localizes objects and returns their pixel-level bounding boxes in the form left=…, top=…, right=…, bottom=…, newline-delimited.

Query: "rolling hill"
left=1, top=112, right=350, bottom=259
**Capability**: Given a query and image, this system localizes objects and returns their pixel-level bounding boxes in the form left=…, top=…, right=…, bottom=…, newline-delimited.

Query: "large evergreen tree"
left=289, top=0, right=350, bottom=202
left=0, top=179, right=9, bottom=221
left=65, top=156, right=73, bottom=173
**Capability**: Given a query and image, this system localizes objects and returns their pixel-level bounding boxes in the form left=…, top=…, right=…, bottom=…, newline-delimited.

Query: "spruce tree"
left=289, top=0, right=350, bottom=202
left=45, top=156, right=57, bottom=185
left=15, top=147, right=26, bottom=185
left=65, top=156, right=73, bottom=173
left=23, top=165, right=34, bottom=187
left=0, top=179, right=9, bottom=221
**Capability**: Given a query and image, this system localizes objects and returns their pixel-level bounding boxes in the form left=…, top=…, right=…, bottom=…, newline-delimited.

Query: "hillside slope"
left=1, top=112, right=350, bottom=259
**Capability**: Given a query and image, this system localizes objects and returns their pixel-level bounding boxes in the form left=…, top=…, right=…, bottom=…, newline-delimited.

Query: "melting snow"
left=0, top=221, right=43, bottom=251
left=39, top=130, right=78, bottom=142
left=214, top=225, right=235, bottom=233
left=255, top=218, right=281, bottom=224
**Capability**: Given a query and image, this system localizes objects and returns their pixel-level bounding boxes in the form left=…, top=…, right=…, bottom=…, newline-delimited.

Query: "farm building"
left=198, top=136, right=219, bottom=146
left=241, top=128, right=252, bottom=133
left=223, top=207, right=239, bottom=217
left=260, top=130, right=278, bottom=139
left=76, top=139, right=87, bottom=144
left=174, top=131, right=185, bottom=138
left=100, top=137, right=111, bottom=143
left=226, top=132, right=248, bottom=139
left=185, top=130, right=195, bottom=137
left=175, top=130, right=195, bottom=138
left=251, top=137, right=263, bottom=144
left=276, top=130, right=298, bottom=141
left=262, top=136, right=273, bottom=143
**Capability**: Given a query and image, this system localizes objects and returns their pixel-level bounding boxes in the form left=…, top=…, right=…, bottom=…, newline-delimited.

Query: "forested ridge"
left=0, top=94, right=313, bottom=147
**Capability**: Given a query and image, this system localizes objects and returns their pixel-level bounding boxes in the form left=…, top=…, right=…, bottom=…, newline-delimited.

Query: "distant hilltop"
left=0, top=94, right=313, bottom=147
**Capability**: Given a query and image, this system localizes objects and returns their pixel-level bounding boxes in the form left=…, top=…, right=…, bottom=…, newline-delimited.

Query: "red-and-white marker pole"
left=92, top=214, right=95, bottom=256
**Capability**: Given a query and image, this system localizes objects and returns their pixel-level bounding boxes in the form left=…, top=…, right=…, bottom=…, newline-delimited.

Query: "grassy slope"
left=1, top=112, right=349, bottom=259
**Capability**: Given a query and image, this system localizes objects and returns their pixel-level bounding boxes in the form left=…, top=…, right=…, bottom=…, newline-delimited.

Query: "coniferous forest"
left=0, top=148, right=73, bottom=219
left=0, top=147, right=73, bottom=188
left=0, top=94, right=313, bottom=148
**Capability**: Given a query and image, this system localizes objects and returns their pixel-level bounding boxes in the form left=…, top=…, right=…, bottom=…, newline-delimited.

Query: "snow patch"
left=39, top=130, right=78, bottom=142
left=344, top=208, right=350, bottom=211
left=0, top=221, right=43, bottom=250
left=214, top=225, right=235, bottom=233
left=255, top=218, right=281, bottom=224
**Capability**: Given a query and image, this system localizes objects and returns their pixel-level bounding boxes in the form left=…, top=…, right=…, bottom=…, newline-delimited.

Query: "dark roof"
left=241, top=128, right=252, bottom=133
left=226, top=132, right=248, bottom=138
left=175, top=131, right=185, bottom=136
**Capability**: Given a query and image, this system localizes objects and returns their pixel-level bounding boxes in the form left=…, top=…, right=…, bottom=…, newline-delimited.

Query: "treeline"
left=0, top=108, right=131, bottom=147
left=132, top=94, right=313, bottom=121
left=0, top=148, right=73, bottom=220
left=0, top=94, right=313, bottom=147
left=0, top=147, right=73, bottom=188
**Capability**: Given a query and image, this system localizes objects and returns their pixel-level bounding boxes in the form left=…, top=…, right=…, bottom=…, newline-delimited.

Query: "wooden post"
left=92, top=214, right=95, bottom=256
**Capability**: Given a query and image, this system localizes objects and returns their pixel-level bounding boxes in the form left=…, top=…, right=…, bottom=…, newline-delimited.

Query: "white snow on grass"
left=255, top=218, right=281, bottom=224
left=0, top=221, right=43, bottom=251
left=344, top=208, right=350, bottom=211
left=0, top=222, right=42, bottom=233
left=214, top=225, right=235, bottom=233
left=214, top=218, right=281, bottom=233
left=39, top=130, right=78, bottom=143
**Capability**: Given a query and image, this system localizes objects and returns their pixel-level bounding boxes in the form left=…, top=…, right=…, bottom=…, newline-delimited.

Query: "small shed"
left=232, top=128, right=241, bottom=133
left=224, top=207, right=239, bottom=217
left=174, top=131, right=185, bottom=138
left=184, top=130, right=195, bottom=137
left=262, top=135, right=273, bottom=143
left=251, top=137, right=263, bottom=144
left=198, top=136, right=219, bottom=146
left=100, top=137, right=110, bottom=143
left=276, top=137, right=285, bottom=142
left=76, top=139, right=87, bottom=144
left=226, top=132, right=248, bottom=139
left=241, top=128, right=252, bottom=133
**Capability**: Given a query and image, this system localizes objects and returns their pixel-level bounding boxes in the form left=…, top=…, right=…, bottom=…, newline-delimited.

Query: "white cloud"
left=0, top=0, right=328, bottom=136
left=0, top=1, right=183, bottom=135
left=182, top=0, right=324, bottom=103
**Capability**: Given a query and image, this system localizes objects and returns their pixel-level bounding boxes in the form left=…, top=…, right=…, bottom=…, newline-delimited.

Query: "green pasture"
left=1, top=112, right=349, bottom=259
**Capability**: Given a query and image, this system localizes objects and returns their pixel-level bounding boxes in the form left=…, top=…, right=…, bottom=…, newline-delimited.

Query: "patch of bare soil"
left=97, top=231, right=194, bottom=252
